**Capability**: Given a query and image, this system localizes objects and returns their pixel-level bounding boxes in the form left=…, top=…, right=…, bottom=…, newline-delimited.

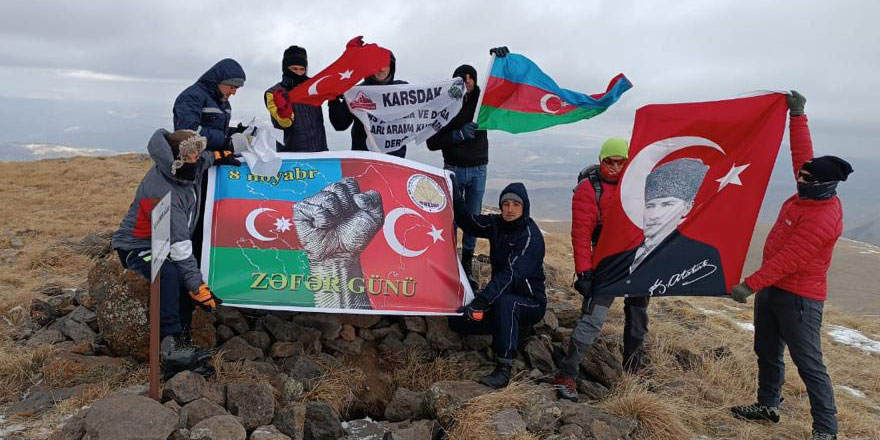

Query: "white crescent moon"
left=245, top=208, right=277, bottom=242
left=539, top=94, right=559, bottom=114
left=620, top=136, right=724, bottom=229
left=307, top=75, right=330, bottom=96
left=383, top=207, right=428, bottom=257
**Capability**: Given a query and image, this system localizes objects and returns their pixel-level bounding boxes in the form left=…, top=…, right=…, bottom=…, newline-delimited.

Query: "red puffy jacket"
left=571, top=177, right=618, bottom=274
left=744, top=115, right=842, bottom=301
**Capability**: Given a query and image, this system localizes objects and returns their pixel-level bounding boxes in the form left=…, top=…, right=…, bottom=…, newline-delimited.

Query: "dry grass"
left=446, top=381, right=541, bottom=440
left=0, top=345, right=54, bottom=403
left=384, top=348, right=475, bottom=391
left=601, top=377, right=692, bottom=440
left=303, top=356, right=367, bottom=415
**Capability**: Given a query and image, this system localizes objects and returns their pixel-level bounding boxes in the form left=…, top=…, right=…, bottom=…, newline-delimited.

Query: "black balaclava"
left=453, top=64, right=478, bottom=96
left=797, top=155, right=853, bottom=200
left=281, top=45, right=309, bottom=89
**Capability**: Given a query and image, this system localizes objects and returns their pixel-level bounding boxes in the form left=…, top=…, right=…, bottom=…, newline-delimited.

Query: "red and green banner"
left=202, top=152, right=471, bottom=315
left=477, top=53, right=632, bottom=133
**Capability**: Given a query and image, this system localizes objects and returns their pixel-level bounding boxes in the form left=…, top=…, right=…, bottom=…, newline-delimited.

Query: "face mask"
left=797, top=181, right=837, bottom=200
left=175, top=162, right=198, bottom=181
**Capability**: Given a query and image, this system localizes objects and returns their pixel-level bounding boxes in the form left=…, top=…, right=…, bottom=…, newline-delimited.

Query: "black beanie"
left=282, top=45, right=307, bottom=71
left=802, top=155, right=854, bottom=182
left=453, top=64, right=477, bottom=84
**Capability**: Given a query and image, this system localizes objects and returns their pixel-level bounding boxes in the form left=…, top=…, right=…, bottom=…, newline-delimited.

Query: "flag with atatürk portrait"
left=592, top=93, right=788, bottom=297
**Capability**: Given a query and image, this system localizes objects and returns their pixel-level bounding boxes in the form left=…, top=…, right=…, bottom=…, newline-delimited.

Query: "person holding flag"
left=729, top=91, right=852, bottom=440
left=328, top=52, right=409, bottom=157
left=265, top=45, right=328, bottom=152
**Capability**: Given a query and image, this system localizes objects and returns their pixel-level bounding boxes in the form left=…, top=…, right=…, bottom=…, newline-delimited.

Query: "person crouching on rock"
left=111, top=129, right=240, bottom=377
left=447, top=181, right=546, bottom=389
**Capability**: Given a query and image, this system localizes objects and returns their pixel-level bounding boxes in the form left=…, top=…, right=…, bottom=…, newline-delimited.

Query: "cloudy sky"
left=0, top=0, right=878, bottom=164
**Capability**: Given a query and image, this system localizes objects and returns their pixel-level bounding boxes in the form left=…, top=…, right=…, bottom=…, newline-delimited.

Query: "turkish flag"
left=592, top=93, right=788, bottom=297
left=288, top=36, right=391, bottom=106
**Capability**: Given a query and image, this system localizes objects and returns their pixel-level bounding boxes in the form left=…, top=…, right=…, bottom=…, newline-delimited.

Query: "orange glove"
left=213, top=150, right=241, bottom=166
left=190, top=284, right=222, bottom=309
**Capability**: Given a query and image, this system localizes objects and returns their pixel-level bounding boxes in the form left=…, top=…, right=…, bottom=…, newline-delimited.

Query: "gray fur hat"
left=645, top=158, right=708, bottom=202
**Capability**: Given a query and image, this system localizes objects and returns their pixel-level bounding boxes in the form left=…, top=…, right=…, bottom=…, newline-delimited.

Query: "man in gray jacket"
left=112, top=129, right=238, bottom=376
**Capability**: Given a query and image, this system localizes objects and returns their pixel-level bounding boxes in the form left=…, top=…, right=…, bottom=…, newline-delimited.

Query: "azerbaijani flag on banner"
left=201, top=152, right=471, bottom=315
left=477, top=53, right=632, bottom=133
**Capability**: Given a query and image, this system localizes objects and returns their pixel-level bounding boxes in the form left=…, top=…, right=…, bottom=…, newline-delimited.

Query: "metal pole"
left=471, top=54, right=497, bottom=125
left=149, top=273, right=160, bottom=400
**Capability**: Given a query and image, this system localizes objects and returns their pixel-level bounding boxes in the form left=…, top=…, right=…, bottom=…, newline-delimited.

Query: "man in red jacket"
left=552, top=138, right=648, bottom=402
left=729, top=91, right=852, bottom=440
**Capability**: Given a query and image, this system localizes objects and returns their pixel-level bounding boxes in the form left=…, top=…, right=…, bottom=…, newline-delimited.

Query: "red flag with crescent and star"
left=592, top=93, right=788, bottom=297
left=287, top=36, right=391, bottom=106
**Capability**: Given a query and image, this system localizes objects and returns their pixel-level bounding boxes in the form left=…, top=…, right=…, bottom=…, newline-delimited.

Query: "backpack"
left=574, top=164, right=603, bottom=245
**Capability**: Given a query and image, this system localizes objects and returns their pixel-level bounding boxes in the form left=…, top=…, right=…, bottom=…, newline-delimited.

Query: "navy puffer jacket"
left=173, top=59, right=246, bottom=150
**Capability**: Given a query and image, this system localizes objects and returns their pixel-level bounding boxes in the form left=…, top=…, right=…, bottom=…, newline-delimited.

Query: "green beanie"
left=599, top=138, right=629, bottom=160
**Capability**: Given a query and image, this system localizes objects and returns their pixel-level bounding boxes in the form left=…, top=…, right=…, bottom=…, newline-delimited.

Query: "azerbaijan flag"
left=476, top=53, right=632, bottom=133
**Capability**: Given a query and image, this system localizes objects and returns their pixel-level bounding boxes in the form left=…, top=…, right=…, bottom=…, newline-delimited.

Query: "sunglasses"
left=602, top=157, right=627, bottom=167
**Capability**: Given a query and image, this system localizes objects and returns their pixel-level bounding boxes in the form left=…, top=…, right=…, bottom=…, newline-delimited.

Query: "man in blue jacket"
left=448, top=181, right=546, bottom=389
left=173, top=58, right=247, bottom=151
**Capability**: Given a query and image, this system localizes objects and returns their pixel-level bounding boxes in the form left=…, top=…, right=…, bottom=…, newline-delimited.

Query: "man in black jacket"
left=265, top=45, right=328, bottom=152
left=448, top=181, right=546, bottom=389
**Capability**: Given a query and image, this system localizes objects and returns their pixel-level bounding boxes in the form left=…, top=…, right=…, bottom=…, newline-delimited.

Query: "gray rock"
left=461, top=334, right=493, bottom=351
left=384, top=387, right=427, bottom=422
left=251, top=424, right=293, bottom=440
left=47, top=293, right=78, bottom=315
left=378, top=334, right=406, bottom=355
left=263, top=314, right=298, bottom=342
left=272, top=403, right=306, bottom=439
left=90, top=257, right=151, bottom=361
left=425, top=317, right=462, bottom=350
left=60, top=317, right=97, bottom=344
left=243, top=331, right=272, bottom=352
left=535, top=310, right=559, bottom=334
left=324, top=336, right=364, bottom=355
left=26, top=328, right=65, bottom=347
left=84, top=394, right=177, bottom=440
left=489, top=408, right=527, bottom=437
left=189, top=414, right=246, bottom=440
left=48, top=409, right=87, bottom=440
left=519, top=387, right=562, bottom=434
left=558, top=401, right=638, bottom=439
left=341, top=418, right=389, bottom=439
left=282, top=356, right=325, bottom=390
left=282, top=378, right=305, bottom=403
left=202, top=382, right=226, bottom=408
left=293, top=314, right=342, bottom=340
left=216, top=325, right=235, bottom=343
left=576, top=379, right=610, bottom=401
left=402, top=316, right=426, bottom=334
left=226, top=382, right=275, bottom=430
left=580, top=338, right=623, bottom=387
left=370, top=323, right=403, bottom=340
left=386, top=419, right=441, bottom=440
left=524, top=336, right=555, bottom=374
left=30, top=297, right=56, bottom=327
left=558, top=424, right=583, bottom=437
left=244, top=360, right=280, bottom=378
left=337, top=314, right=381, bottom=329
left=66, top=305, right=98, bottom=324
left=427, top=381, right=491, bottom=427
left=270, top=341, right=303, bottom=358
left=303, top=401, right=344, bottom=440
left=9, top=385, right=87, bottom=416
left=163, top=370, right=207, bottom=405
left=547, top=301, right=580, bottom=328
left=220, top=336, right=263, bottom=361
left=402, top=332, right=429, bottom=352
left=214, top=307, right=249, bottom=335
left=180, top=398, right=227, bottom=429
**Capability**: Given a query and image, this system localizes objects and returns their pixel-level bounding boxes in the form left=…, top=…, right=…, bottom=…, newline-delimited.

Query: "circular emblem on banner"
left=407, top=174, right=447, bottom=213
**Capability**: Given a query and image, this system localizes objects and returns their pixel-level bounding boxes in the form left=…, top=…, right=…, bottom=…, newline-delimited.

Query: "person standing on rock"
left=551, top=137, right=645, bottom=402
left=447, top=181, right=546, bottom=389
left=265, top=45, right=328, bottom=152
left=729, top=91, right=851, bottom=440
left=426, top=49, right=506, bottom=289
left=111, top=129, right=238, bottom=377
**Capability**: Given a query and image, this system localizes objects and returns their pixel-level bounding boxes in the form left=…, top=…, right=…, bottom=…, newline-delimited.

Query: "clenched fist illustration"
left=294, top=177, right=384, bottom=309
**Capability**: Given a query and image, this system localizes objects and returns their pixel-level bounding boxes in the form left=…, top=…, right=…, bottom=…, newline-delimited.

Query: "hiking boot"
left=478, top=360, right=512, bottom=389
left=160, top=334, right=213, bottom=380
left=730, top=403, right=780, bottom=423
left=811, top=432, right=836, bottom=440
left=552, top=375, right=578, bottom=402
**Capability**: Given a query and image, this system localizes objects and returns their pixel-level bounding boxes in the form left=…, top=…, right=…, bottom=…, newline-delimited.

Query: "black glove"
left=213, top=150, right=241, bottom=166
left=461, top=122, right=477, bottom=140
left=787, top=90, right=806, bottom=116
left=729, top=282, right=755, bottom=304
left=489, top=46, right=510, bottom=58
left=230, top=122, right=248, bottom=135
left=459, top=296, right=489, bottom=321
left=574, top=271, right=592, bottom=297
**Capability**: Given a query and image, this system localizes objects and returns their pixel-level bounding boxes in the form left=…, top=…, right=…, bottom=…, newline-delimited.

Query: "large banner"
left=593, top=93, right=788, bottom=297
left=344, top=78, right=465, bottom=154
left=201, top=152, right=472, bottom=314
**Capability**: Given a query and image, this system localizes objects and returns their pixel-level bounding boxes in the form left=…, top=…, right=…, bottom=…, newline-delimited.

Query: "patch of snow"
left=736, top=322, right=755, bottom=332
left=836, top=385, right=866, bottom=399
left=23, top=143, right=116, bottom=157
left=696, top=307, right=723, bottom=315
left=826, top=325, right=880, bottom=353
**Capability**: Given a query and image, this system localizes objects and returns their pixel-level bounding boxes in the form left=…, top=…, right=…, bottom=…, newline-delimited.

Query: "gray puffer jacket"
left=111, top=129, right=215, bottom=292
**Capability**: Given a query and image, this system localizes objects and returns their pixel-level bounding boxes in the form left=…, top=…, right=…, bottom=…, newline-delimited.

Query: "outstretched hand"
left=787, top=90, right=806, bottom=116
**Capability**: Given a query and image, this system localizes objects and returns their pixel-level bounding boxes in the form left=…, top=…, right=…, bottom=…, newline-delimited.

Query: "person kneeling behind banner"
left=447, top=181, right=546, bottom=389
left=728, top=91, right=851, bottom=440
left=111, top=129, right=237, bottom=378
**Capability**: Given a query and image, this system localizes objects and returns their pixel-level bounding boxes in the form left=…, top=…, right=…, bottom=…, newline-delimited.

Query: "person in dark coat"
left=327, top=53, right=408, bottom=157
left=265, top=45, right=328, bottom=152
left=173, top=58, right=247, bottom=150
left=448, top=182, right=546, bottom=389
left=729, top=91, right=851, bottom=440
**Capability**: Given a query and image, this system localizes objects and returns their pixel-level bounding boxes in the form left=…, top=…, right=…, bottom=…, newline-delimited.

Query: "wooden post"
left=149, top=273, right=160, bottom=400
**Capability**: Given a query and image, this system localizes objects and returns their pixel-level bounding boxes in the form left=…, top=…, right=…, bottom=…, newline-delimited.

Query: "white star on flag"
left=715, top=163, right=750, bottom=191
left=338, top=70, right=354, bottom=80
left=273, top=216, right=293, bottom=233
left=427, top=225, right=444, bottom=243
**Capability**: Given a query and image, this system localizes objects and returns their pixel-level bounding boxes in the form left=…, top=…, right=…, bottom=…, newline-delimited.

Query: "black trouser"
left=754, top=286, right=837, bottom=434
left=449, top=294, right=545, bottom=360
left=116, top=249, right=194, bottom=340
left=557, top=294, right=650, bottom=377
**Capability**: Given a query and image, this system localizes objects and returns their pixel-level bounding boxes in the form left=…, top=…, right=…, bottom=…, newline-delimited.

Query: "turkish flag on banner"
left=592, top=93, right=788, bottom=297
left=288, top=36, right=391, bottom=106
